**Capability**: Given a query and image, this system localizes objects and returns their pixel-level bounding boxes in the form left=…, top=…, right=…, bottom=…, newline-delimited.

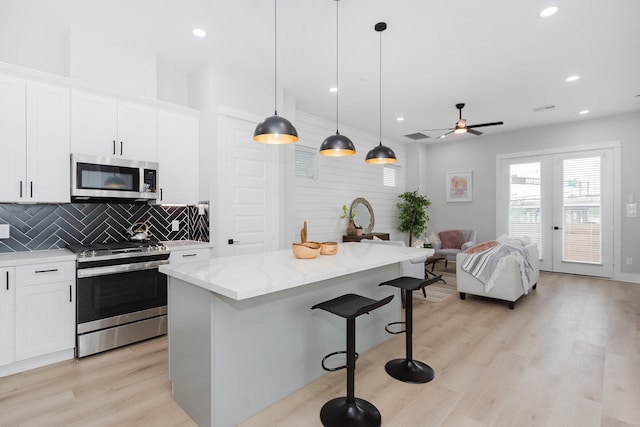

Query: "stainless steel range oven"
left=68, top=241, right=170, bottom=358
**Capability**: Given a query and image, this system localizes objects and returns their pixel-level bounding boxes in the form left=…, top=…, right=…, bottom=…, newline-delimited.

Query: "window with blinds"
left=509, top=162, right=542, bottom=254
left=383, top=165, right=399, bottom=187
left=562, top=156, right=601, bottom=264
left=295, top=145, right=318, bottom=179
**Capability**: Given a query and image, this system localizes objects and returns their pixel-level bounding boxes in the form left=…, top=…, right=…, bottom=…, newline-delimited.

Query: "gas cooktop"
left=67, top=240, right=169, bottom=261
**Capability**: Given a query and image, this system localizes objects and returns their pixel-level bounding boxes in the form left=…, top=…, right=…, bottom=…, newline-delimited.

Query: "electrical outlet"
left=171, top=220, right=180, bottom=232
left=626, top=257, right=633, bottom=265
left=0, top=224, right=9, bottom=239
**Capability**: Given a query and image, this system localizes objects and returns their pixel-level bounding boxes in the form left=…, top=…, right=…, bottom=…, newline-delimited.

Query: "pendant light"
left=365, top=22, right=397, bottom=164
left=319, top=0, right=356, bottom=156
left=254, top=0, right=298, bottom=144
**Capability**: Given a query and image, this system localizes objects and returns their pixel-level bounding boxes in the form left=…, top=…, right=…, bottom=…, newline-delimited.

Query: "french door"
left=498, top=145, right=617, bottom=278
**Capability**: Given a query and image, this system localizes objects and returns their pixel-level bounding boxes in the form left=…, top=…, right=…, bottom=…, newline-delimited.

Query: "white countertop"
left=159, top=242, right=431, bottom=301
left=0, top=249, right=77, bottom=267
left=162, top=240, right=213, bottom=251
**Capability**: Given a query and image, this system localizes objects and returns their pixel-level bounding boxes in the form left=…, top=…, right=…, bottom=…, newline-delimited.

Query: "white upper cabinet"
left=0, top=75, right=27, bottom=202
left=71, top=91, right=157, bottom=161
left=0, top=75, right=70, bottom=203
left=26, top=82, right=71, bottom=203
left=157, top=109, right=199, bottom=204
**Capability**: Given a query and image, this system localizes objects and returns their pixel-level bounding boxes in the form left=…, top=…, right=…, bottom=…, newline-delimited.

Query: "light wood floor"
left=1, top=271, right=639, bottom=427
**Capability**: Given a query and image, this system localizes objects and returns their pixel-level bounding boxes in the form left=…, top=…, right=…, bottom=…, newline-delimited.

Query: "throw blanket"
left=460, top=243, right=534, bottom=294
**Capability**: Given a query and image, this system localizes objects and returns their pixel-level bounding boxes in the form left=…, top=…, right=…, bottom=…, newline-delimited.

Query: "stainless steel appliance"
left=68, top=240, right=170, bottom=358
left=71, top=153, right=159, bottom=202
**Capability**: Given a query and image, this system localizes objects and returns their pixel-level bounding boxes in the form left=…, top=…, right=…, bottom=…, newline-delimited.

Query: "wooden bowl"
left=292, top=242, right=321, bottom=259
left=320, top=242, right=338, bottom=255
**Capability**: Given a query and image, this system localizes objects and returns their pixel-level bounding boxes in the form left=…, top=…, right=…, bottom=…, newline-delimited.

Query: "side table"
left=424, top=254, right=447, bottom=284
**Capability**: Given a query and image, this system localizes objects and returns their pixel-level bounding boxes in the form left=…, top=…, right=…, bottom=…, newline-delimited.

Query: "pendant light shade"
left=254, top=114, right=298, bottom=144
left=365, top=22, right=397, bottom=164
left=365, top=142, right=397, bottom=164
left=320, top=0, right=355, bottom=156
left=254, top=0, right=298, bottom=144
left=319, top=132, right=356, bottom=156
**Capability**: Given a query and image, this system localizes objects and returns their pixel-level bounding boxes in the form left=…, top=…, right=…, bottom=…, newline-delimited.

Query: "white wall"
left=293, top=112, right=407, bottom=244
left=157, top=58, right=189, bottom=107
left=418, top=111, right=640, bottom=278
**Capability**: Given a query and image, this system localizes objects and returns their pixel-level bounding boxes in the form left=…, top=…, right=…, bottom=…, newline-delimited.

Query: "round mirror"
left=350, top=198, right=375, bottom=234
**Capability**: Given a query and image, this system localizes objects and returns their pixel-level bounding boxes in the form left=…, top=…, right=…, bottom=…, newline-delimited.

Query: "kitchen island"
left=159, top=242, right=430, bottom=427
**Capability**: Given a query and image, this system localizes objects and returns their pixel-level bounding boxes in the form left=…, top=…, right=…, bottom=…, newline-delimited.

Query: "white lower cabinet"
left=169, top=247, right=211, bottom=265
left=0, top=267, right=15, bottom=366
left=15, top=261, right=75, bottom=361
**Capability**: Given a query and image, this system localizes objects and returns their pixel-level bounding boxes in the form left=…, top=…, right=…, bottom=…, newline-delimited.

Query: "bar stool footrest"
left=321, top=350, right=359, bottom=372
left=320, top=396, right=381, bottom=427
left=385, top=358, right=435, bottom=384
left=384, top=321, right=406, bottom=335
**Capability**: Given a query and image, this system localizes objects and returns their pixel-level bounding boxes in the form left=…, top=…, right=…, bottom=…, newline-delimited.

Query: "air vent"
left=404, top=132, right=430, bottom=140
left=533, top=105, right=556, bottom=112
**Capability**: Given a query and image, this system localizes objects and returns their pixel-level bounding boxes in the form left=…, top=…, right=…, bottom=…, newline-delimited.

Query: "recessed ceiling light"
left=396, top=117, right=404, bottom=122
left=579, top=109, right=590, bottom=115
left=192, top=28, right=207, bottom=38
left=566, top=75, right=581, bottom=82
left=540, top=6, right=558, bottom=17
left=329, top=87, right=338, bottom=93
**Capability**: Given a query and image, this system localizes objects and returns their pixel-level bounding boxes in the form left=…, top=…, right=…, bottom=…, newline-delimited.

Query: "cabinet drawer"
left=16, top=261, right=75, bottom=286
left=169, top=248, right=211, bottom=265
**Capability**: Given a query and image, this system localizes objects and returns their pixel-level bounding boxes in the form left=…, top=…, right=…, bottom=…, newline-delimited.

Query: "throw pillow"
left=439, top=230, right=465, bottom=249
left=463, top=240, right=499, bottom=254
left=427, top=233, right=440, bottom=244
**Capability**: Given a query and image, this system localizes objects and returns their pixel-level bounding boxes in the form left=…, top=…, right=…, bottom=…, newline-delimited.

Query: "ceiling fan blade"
left=437, top=130, right=454, bottom=139
left=466, top=121, right=504, bottom=129
left=422, top=127, right=453, bottom=132
left=467, top=128, right=483, bottom=136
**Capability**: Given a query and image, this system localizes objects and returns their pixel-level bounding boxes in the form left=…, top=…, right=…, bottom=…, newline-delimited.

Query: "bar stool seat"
left=379, top=276, right=441, bottom=384
left=312, top=293, right=394, bottom=427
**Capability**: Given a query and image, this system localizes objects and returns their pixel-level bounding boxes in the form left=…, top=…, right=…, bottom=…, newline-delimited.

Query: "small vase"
left=346, top=220, right=357, bottom=236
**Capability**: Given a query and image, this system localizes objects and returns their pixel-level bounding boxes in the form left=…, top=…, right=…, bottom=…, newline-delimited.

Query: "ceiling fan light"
left=319, top=132, right=356, bottom=156
left=365, top=142, right=397, bottom=164
left=253, top=114, right=298, bottom=144
left=454, top=127, right=467, bottom=134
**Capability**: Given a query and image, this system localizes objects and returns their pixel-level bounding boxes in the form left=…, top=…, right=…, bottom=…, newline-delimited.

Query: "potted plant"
left=397, top=190, right=431, bottom=247
left=340, top=204, right=357, bottom=236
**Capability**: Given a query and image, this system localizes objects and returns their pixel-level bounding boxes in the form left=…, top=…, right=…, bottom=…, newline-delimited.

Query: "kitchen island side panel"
left=168, top=263, right=401, bottom=427
left=168, top=279, right=213, bottom=427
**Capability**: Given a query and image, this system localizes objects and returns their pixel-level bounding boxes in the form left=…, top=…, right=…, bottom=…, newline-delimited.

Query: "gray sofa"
left=432, top=229, right=476, bottom=267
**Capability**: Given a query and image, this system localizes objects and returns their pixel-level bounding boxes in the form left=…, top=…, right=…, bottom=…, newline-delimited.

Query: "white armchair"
left=456, top=240, right=540, bottom=309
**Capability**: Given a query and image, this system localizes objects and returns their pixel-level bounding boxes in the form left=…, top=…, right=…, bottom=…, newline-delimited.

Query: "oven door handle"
left=77, top=259, right=170, bottom=278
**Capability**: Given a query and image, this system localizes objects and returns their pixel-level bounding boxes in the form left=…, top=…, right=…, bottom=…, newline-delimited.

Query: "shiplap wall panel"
left=294, top=112, right=407, bottom=244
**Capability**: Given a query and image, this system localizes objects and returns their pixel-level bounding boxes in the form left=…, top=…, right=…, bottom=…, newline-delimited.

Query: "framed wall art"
left=446, top=170, right=472, bottom=202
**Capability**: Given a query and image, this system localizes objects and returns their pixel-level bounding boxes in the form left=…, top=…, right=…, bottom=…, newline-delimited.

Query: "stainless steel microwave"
left=71, top=154, right=159, bottom=201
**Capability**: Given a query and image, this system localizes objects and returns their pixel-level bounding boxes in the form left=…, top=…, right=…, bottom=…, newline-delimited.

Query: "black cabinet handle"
left=182, top=253, right=197, bottom=257
left=19, top=181, right=23, bottom=198
left=120, top=141, right=123, bottom=156
left=35, top=268, right=58, bottom=274
left=69, top=285, right=72, bottom=302
left=160, top=188, right=163, bottom=201
left=113, top=140, right=116, bottom=155
left=30, top=181, right=33, bottom=198
left=5, top=271, right=8, bottom=290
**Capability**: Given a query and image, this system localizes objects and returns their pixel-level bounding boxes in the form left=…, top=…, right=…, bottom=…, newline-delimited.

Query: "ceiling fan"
left=425, top=103, right=504, bottom=138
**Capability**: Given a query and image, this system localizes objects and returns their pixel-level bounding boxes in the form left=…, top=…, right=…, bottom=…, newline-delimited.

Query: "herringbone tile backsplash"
left=0, top=202, right=209, bottom=253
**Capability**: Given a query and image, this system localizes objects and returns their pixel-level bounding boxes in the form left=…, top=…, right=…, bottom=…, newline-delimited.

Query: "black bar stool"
left=379, top=276, right=441, bottom=383
left=311, top=293, right=394, bottom=427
